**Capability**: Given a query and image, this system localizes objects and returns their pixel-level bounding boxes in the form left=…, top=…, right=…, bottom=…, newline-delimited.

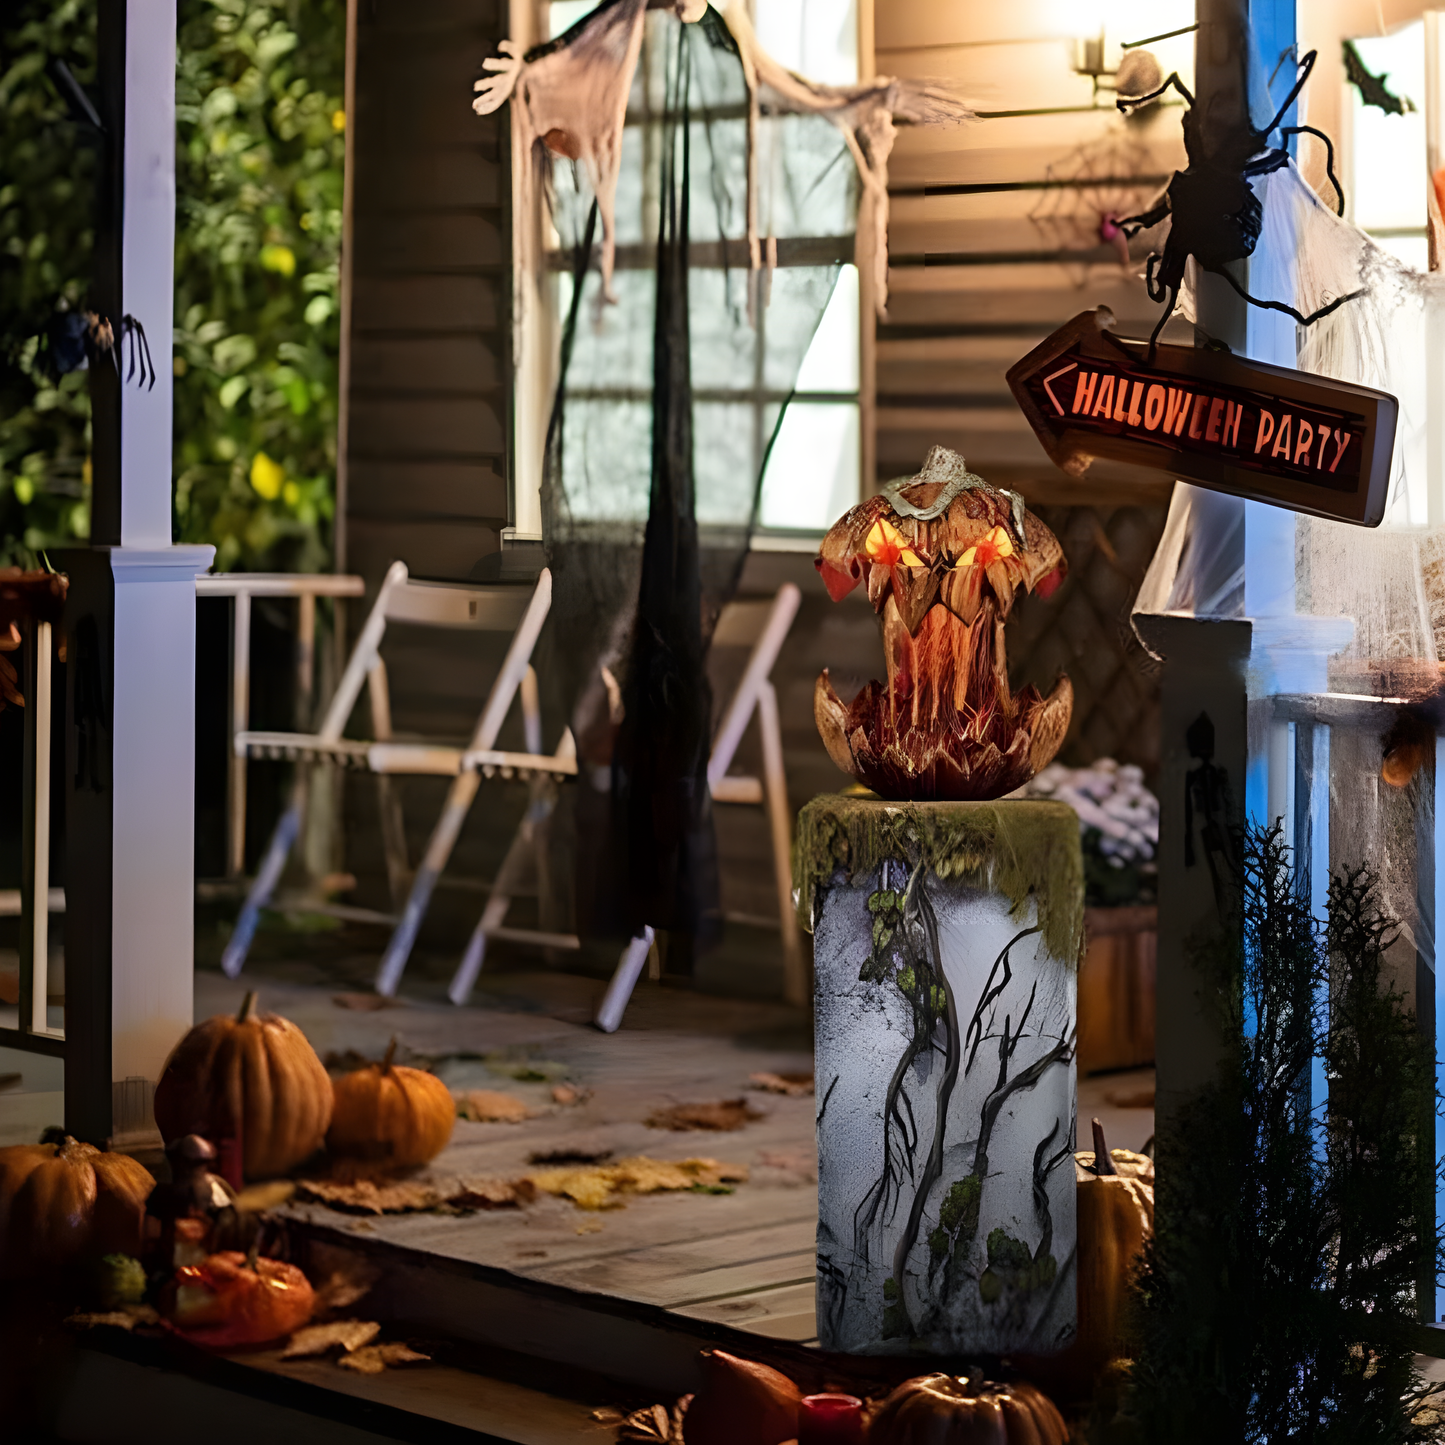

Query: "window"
left=1346, top=23, right=1427, bottom=270
left=529, top=0, right=862, bottom=539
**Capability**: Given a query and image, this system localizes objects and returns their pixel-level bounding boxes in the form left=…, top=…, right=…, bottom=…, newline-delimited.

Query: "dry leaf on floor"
left=281, top=1320, right=381, bottom=1358
left=1103, top=1084, right=1156, bottom=1110
left=550, top=1083, right=592, bottom=1106
left=314, top=1262, right=380, bottom=1313
left=484, top=1051, right=569, bottom=1083
left=65, top=1306, right=159, bottom=1332
left=331, top=992, right=402, bottom=1011
left=297, top=1178, right=445, bottom=1215
left=233, top=1179, right=297, bottom=1212
left=748, top=1071, right=814, bottom=1097
left=575, top=1220, right=604, bottom=1235
left=455, top=1089, right=531, bottom=1123
left=338, top=1343, right=430, bottom=1375
left=449, top=1177, right=538, bottom=1210
left=618, top=1396, right=691, bottom=1442
left=529, top=1155, right=749, bottom=1210
left=646, top=1099, right=762, bottom=1132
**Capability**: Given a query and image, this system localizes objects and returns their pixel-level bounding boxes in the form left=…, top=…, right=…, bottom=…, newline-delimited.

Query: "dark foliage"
left=1118, top=825, right=1440, bottom=1443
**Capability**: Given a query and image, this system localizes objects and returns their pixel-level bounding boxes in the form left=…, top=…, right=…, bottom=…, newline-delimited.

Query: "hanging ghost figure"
left=473, top=0, right=970, bottom=314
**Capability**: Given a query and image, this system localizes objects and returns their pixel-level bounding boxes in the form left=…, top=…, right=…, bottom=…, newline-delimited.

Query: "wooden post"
left=63, top=0, right=214, bottom=1147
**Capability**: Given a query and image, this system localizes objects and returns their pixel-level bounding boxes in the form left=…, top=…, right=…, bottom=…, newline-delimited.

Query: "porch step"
left=49, top=1325, right=616, bottom=1445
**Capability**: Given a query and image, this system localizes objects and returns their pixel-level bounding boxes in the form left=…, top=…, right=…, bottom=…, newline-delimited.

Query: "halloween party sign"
left=1007, top=308, right=1397, bottom=527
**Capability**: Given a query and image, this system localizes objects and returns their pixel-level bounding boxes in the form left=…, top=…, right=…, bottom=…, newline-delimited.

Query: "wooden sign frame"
left=1006, top=308, right=1397, bottom=527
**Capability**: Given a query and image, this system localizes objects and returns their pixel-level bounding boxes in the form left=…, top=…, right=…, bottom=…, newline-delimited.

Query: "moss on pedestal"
left=795, top=793, right=1084, bottom=965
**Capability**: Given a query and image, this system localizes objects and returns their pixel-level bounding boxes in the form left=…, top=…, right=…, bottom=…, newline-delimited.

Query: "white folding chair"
left=221, top=562, right=566, bottom=978
left=593, top=582, right=804, bottom=1031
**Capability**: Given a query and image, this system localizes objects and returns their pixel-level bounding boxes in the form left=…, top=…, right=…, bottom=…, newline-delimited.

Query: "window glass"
left=1349, top=23, right=1426, bottom=265
left=760, top=403, right=859, bottom=530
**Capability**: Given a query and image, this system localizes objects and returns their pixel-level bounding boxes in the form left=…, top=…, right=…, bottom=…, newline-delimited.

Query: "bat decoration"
left=45, top=308, right=156, bottom=391
left=1115, top=49, right=1361, bottom=360
left=474, top=0, right=969, bottom=316
left=1342, top=39, right=1414, bottom=117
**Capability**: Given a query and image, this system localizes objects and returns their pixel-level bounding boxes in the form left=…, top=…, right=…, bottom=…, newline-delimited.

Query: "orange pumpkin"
left=1067, top=1121, right=1154, bottom=1382
left=0, top=1136, right=154, bottom=1278
left=153, top=991, right=333, bottom=1184
left=867, top=1371, right=1068, bottom=1444
left=683, top=1349, right=801, bottom=1445
left=166, top=1250, right=315, bottom=1347
left=1030, top=1119, right=1154, bottom=1398
left=327, top=1038, right=455, bottom=1166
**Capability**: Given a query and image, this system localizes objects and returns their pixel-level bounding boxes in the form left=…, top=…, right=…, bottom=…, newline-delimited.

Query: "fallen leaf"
left=528, top=1155, right=748, bottom=1210
left=455, top=1089, right=531, bottom=1123
left=331, top=992, right=401, bottom=1011
left=619, top=1396, right=692, bottom=1442
left=484, top=1051, right=570, bottom=1083
left=646, top=1099, right=762, bottom=1132
left=1103, top=1083, right=1156, bottom=1110
left=449, top=1177, right=538, bottom=1210
left=575, top=1220, right=604, bottom=1235
left=233, top=1179, right=297, bottom=1212
left=338, top=1343, right=430, bottom=1375
left=551, top=1083, right=591, bottom=1106
left=748, top=1071, right=814, bottom=1097
left=281, top=1320, right=381, bottom=1358
left=314, top=1262, right=380, bottom=1313
left=297, top=1178, right=445, bottom=1215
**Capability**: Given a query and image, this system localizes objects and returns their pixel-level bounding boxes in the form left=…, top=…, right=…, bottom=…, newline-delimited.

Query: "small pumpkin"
left=0, top=1136, right=154, bottom=1279
left=1049, top=1118, right=1155, bottom=1395
left=682, top=1349, right=801, bottom=1445
left=154, top=991, right=333, bottom=1185
left=327, top=1037, right=455, bottom=1166
left=867, top=1371, right=1068, bottom=1444
left=165, top=1249, right=315, bottom=1347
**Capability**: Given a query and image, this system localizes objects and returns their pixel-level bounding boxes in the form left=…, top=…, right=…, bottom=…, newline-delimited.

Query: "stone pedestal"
left=799, top=795, right=1083, bottom=1356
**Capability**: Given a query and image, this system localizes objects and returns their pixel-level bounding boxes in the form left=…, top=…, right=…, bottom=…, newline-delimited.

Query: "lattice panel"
left=1007, top=504, right=1168, bottom=777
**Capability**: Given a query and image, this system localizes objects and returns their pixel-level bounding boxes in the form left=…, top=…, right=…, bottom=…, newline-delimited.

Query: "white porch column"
left=67, top=0, right=213, bottom=1144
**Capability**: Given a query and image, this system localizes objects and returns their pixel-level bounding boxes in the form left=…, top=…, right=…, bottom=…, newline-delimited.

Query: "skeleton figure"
left=1115, top=49, right=1360, bottom=359
left=472, top=0, right=970, bottom=316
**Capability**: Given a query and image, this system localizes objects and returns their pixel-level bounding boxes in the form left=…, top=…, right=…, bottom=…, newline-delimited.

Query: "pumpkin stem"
left=237, top=991, right=258, bottom=1024
left=1091, top=1117, right=1118, bottom=1175
left=382, top=1037, right=398, bottom=1072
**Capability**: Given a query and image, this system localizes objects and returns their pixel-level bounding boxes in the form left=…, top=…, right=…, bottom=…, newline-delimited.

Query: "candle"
left=799, top=1393, right=864, bottom=1443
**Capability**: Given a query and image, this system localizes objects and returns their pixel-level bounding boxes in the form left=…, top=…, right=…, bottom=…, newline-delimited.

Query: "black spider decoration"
left=1115, top=49, right=1361, bottom=360
left=45, top=308, right=156, bottom=391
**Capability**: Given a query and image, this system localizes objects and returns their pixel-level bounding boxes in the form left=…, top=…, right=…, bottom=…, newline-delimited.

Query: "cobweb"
left=536, top=10, right=851, bottom=952
left=1139, top=158, right=1445, bottom=678
left=1028, top=123, right=1164, bottom=285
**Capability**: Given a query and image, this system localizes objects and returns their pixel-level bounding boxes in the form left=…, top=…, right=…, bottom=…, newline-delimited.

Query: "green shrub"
left=0, top=0, right=344, bottom=571
left=0, top=0, right=97, bottom=559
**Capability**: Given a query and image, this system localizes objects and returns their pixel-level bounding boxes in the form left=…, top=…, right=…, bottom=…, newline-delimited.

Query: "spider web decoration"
left=477, top=5, right=969, bottom=958
left=1027, top=127, right=1163, bottom=286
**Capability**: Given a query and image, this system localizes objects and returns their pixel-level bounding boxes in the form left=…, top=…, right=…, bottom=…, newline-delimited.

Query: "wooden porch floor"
left=193, top=960, right=1154, bottom=1353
